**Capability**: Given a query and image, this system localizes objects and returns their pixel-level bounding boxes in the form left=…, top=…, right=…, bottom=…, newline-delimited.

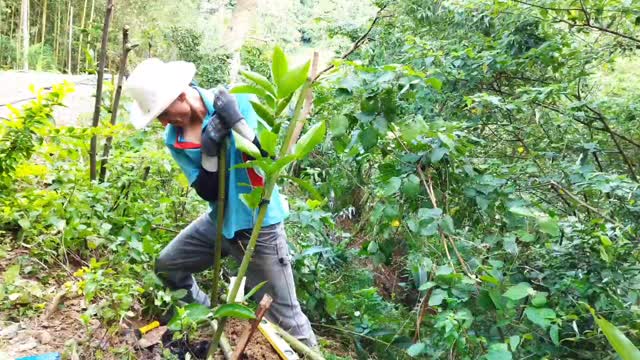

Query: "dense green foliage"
left=2, top=0, right=640, bottom=359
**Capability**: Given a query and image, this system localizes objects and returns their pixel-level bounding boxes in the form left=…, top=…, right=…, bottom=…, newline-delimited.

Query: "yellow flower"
left=517, top=147, right=525, bottom=154
left=391, top=219, right=401, bottom=227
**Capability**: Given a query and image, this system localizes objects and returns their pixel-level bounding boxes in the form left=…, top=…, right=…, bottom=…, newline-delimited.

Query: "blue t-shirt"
left=164, top=86, right=289, bottom=239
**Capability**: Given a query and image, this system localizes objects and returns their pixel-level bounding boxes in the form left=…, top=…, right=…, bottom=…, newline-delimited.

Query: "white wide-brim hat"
left=125, top=58, right=196, bottom=129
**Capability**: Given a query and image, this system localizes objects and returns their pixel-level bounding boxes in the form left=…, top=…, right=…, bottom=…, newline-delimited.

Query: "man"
left=125, top=58, right=317, bottom=347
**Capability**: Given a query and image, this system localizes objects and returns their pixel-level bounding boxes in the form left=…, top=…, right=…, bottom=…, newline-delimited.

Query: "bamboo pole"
left=210, top=141, right=228, bottom=308
left=273, top=324, right=324, bottom=360
left=76, top=0, right=88, bottom=72
left=54, top=0, right=61, bottom=66
left=67, top=5, right=73, bottom=74
left=209, top=54, right=318, bottom=356
left=20, top=0, right=28, bottom=71
left=40, top=0, right=48, bottom=43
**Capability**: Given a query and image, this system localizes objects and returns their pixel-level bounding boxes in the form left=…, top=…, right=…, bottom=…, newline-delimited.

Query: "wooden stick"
left=231, top=294, right=273, bottom=360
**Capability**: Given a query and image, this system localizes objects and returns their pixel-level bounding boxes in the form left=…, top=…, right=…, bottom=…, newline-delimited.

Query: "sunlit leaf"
left=213, top=303, right=256, bottom=320
left=233, top=131, right=262, bottom=159
left=240, top=70, right=276, bottom=95
left=293, top=121, right=326, bottom=160
left=271, top=46, right=288, bottom=86
left=277, top=61, right=310, bottom=99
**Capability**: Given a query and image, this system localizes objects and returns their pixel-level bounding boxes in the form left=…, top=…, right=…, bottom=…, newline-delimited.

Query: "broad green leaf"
left=250, top=100, right=276, bottom=126
left=271, top=46, right=288, bottom=86
left=325, top=294, right=338, bottom=318
left=525, top=307, right=556, bottom=329
left=440, top=215, right=455, bottom=234
left=531, top=292, right=548, bottom=307
left=503, top=235, right=518, bottom=255
left=171, top=289, right=188, bottom=300
left=594, top=314, right=640, bottom=360
left=240, top=70, right=276, bottom=95
left=359, top=127, right=379, bottom=150
left=243, top=281, right=268, bottom=301
left=293, top=121, right=326, bottom=160
left=231, top=84, right=268, bottom=99
left=275, top=93, right=294, bottom=117
left=426, top=77, right=443, bottom=91
left=538, top=218, right=560, bottom=236
left=183, top=303, right=212, bottom=323
left=429, top=288, right=447, bottom=306
left=401, top=174, right=421, bottom=198
left=431, top=147, right=448, bottom=163
left=258, top=129, right=278, bottom=157
left=436, top=264, right=453, bottom=276
left=383, top=177, right=402, bottom=196
left=509, top=335, right=520, bottom=351
left=367, top=241, right=379, bottom=253
left=509, top=206, right=537, bottom=217
left=486, top=343, right=512, bottom=360
left=418, top=281, right=437, bottom=291
left=233, top=131, right=262, bottom=159
left=407, top=342, right=426, bottom=357
left=418, top=208, right=443, bottom=219
left=277, top=61, right=310, bottom=99
left=240, top=187, right=264, bottom=209
left=213, top=303, right=256, bottom=320
left=503, top=282, right=533, bottom=301
left=550, top=324, right=560, bottom=345
left=3, top=264, right=20, bottom=285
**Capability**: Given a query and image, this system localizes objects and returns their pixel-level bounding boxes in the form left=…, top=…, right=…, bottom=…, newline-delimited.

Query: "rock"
left=0, top=323, right=19, bottom=339
left=16, top=338, right=38, bottom=352
left=37, top=330, right=52, bottom=345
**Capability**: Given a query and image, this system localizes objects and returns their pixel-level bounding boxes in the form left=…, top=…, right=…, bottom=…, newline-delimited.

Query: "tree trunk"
left=20, top=0, right=29, bottom=71
left=86, top=0, right=96, bottom=69
left=67, top=5, right=73, bottom=74
left=89, top=0, right=114, bottom=182
left=54, top=0, right=62, bottom=69
left=99, top=26, right=136, bottom=182
left=41, top=0, right=48, bottom=44
left=77, top=0, right=89, bottom=73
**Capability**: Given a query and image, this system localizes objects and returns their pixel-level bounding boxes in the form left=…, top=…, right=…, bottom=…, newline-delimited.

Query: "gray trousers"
left=155, top=213, right=317, bottom=347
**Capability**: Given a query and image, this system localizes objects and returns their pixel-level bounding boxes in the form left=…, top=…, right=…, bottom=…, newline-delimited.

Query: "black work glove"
left=213, top=87, right=244, bottom=129
left=201, top=114, right=229, bottom=157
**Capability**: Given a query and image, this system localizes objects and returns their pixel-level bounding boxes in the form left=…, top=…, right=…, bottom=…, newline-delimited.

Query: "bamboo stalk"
left=54, top=1, right=61, bottom=66
left=40, top=0, right=48, bottom=44
left=67, top=5, right=73, bottom=74
left=209, top=56, right=317, bottom=355
left=76, top=0, right=88, bottom=73
left=20, top=0, right=28, bottom=71
left=210, top=141, right=228, bottom=308
left=272, top=324, right=324, bottom=360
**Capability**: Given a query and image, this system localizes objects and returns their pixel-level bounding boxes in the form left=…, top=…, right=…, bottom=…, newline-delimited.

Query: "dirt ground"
left=0, top=242, right=282, bottom=360
left=224, top=318, right=279, bottom=360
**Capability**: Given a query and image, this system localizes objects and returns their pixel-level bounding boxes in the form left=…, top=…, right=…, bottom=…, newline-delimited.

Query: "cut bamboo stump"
left=231, top=294, right=273, bottom=360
